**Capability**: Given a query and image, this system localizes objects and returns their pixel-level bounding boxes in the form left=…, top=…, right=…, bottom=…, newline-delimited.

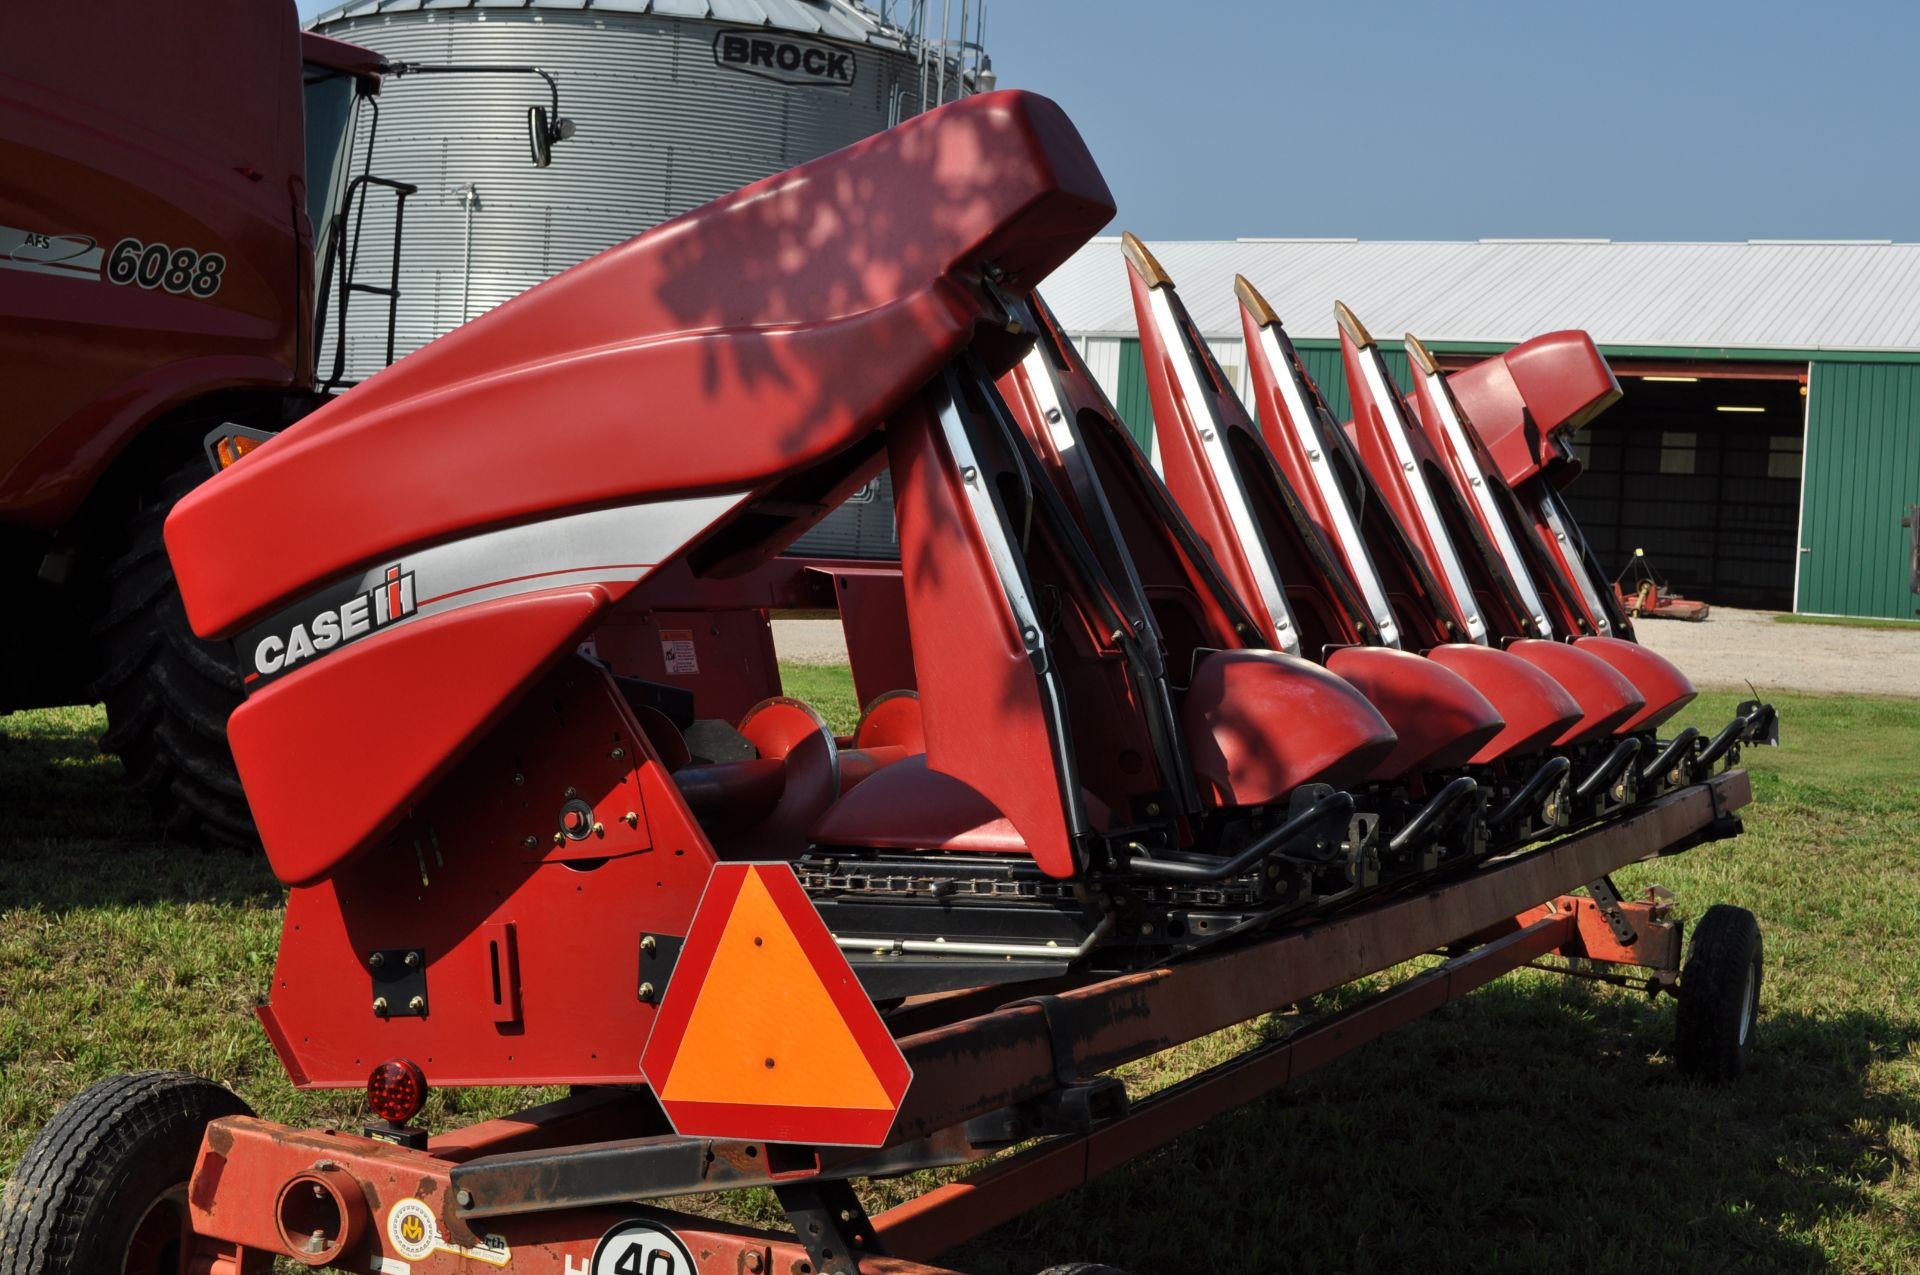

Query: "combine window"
left=303, top=66, right=358, bottom=248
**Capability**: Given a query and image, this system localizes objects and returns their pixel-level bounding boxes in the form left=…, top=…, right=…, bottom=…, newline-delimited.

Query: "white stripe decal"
left=0, top=225, right=103, bottom=279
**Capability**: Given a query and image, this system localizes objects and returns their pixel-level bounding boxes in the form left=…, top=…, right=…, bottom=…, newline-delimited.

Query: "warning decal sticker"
left=660, top=629, right=699, bottom=675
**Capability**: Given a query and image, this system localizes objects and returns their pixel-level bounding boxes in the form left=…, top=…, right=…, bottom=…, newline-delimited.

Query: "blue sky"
left=298, top=0, right=1919, bottom=242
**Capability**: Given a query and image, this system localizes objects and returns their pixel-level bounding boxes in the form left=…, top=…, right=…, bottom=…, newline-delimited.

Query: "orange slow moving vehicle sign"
left=639, top=863, right=912, bottom=1146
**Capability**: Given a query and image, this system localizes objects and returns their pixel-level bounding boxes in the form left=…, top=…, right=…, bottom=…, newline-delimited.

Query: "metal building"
left=1041, top=237, right=1920, bottom=621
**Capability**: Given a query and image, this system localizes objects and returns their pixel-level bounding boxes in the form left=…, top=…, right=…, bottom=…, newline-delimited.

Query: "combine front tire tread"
left=93, top=461, right=255, bottom=847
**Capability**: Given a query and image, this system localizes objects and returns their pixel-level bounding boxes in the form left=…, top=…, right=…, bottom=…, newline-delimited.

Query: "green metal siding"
left=1105, top=335, right=1920, bottom=619
left=1292, top=342, right=1412, bottom=421
left=1798, top=361, right=1920, bottom=618
left=1113, top=337, right=1155, bottom=450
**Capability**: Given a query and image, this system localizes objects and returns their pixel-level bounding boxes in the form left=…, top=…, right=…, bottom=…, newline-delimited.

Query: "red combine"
left=0, top=1, right=565, bottom=842
left=4, top=91, right=1777, bottom=1275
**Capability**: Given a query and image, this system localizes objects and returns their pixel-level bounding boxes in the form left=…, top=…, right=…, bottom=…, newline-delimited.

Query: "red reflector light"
left=367, top=1058, right=427, bottom=1125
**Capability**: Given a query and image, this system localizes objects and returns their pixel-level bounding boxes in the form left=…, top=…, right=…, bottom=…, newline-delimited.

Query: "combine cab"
left=0, top=1, right=566, bottom=843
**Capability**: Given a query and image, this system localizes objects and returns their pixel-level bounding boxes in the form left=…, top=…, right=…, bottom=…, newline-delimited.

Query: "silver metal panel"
left=1041, top=238, right=1920, bottom=353
left=1079, top=336, right=1122, bottom=403
left=312, top=4, right=923, bottom=382
left=314, top=0, right=914, bottom=43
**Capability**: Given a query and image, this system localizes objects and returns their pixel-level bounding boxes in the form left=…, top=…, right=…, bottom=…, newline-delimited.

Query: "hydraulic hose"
left=1694, top=711, right=1755, bottom=772
left=1575, top=737, right=1643, bottom=802
left=1486, top=755, right=1572, bottom=828
left=1386, top=776, right=1480, bottom=856
left=1123, top=790, right=1356, bottom=882
left=1638, top=727, right=1700, bottom=785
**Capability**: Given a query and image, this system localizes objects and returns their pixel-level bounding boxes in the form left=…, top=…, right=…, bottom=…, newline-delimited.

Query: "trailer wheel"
left=1675, top=904, right=1763, bottom=1083
left=0, top=1071, right=251, bottom=1275
left=94, top=460, right=255, bottom=848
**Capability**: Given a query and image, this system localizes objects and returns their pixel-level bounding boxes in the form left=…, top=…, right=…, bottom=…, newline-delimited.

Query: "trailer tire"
left=1675, top=903, right=1763, bottom=1083
left=93, top=459, right=256, bottom=848
left=0, top=1071, right=251, bottom=1275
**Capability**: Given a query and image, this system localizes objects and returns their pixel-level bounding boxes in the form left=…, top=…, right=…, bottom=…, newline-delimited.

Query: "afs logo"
left=712, top=29, right=855, bottom=88
left=251, top=563, right=417, bottom=679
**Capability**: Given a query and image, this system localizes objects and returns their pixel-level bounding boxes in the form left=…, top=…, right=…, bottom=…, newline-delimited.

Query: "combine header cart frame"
left=116, top=769, right=1751, bottom=1275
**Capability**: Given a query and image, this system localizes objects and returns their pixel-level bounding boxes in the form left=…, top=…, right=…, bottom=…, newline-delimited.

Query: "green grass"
left=3, top=679, right=1917, bottom=1273
left=1775, top=612, right=1920, bottom=631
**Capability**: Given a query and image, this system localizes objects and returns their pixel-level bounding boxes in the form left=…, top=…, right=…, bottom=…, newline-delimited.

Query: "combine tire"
left=94, top=460, right=255, bottom=847
left=1675, top=904, right=1763, bottom=1083
left=0, top=1071, right=251, bottom=1275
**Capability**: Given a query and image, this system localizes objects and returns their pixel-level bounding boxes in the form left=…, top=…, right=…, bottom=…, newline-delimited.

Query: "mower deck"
left=176, top=769, right=1748, bottom=1275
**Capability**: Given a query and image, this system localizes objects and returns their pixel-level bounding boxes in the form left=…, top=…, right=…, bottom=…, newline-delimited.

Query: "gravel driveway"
left=775, top=606, right=1920, bottom=698
left=1631, top=607, right=1920, bottom=698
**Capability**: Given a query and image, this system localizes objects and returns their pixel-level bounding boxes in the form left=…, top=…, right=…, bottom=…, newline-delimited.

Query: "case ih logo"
left=713, top=30, right=856, bottom=88
left=247, top=564, right=417, bottom=682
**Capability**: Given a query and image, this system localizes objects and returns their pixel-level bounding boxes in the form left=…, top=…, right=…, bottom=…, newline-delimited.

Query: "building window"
left=1659, top=431, right=1697, bottom=475
left=1767, top=434, right=1802, bottom=480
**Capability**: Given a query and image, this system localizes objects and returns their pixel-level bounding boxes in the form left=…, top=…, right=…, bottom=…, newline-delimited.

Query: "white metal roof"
left=310, top=0, right=910, bottom=49
left=1041, top=237, right=1920, bottom=354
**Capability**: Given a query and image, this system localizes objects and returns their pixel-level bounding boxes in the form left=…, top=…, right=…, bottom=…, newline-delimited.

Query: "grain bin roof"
left=1041, top=237, right=1920, bottom=355
left=309, top=0, right=910, bottom=50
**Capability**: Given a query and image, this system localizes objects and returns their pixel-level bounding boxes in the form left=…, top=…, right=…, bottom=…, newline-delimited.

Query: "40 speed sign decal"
left=591, top=1219, right=696, bottom=1275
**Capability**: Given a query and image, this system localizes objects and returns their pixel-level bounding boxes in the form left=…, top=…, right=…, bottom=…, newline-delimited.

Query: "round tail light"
left=367, top=1058, right=427, bottom=1125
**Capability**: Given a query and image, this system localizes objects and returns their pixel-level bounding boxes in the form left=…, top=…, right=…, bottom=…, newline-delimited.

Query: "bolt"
left=373, top=997, right=389, bottom=1016
left=522, top=836, right=539, bottom=849
left=961, top=465, right=978, bottom=483
left=592, top=822, right=605, bottom=837
left=553, top=832, right=565, bottom=846
left=744, top=1256, right=764, bottom=1274
left=624, top=811, right=639, bottom=827
left=404, top=950, right=421, bottom=968
left=456, top=1189, right=473, bottom=1208
left=512, top=772, right=525, bottom=786
left=609, top=747, right=626, bottom=761
left=641, top=935, right=658, bottom=955
left=637, top=982, right=657, bottom=1003
left=838, top=1209, right=853, bottom=1222
left=368, top=952, right=386, bottom=970
left=1145, top=802, right=1161, bottom=816
left=408, top=995, right=426, bottom=1014
left=1045, top=408, right=1062, bottom=423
